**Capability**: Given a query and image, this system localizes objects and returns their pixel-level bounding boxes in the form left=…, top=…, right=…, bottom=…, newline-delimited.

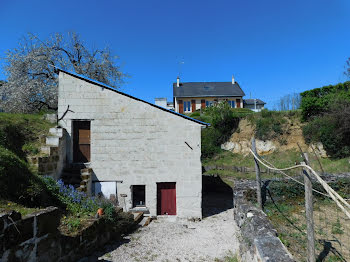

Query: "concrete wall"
left=174, top=97, right=243, bottom=113
left=58, top=72, right=203, bottom=218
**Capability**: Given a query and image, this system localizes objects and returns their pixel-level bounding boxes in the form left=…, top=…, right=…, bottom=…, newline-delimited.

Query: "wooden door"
left=157, top=182, right=176, bottom=215
left=73, top=121, right=91, bottom=163
left=236, top=99, right=241, bottom=108
left=201, top=99, right=206, bottom=109
left=191, top=100, right=196, bottom=112
left=178, top=100, right=183, bottom=114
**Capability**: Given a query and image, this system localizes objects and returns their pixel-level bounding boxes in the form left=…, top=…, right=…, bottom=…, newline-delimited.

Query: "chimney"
left=177, top=76, right=180, bottom=87
left=232, top=75, right=235, bottom=85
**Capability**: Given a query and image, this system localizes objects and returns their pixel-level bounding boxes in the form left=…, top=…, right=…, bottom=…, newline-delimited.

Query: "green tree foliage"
left=303, top=100, right=350, bottom=158
left=301, top=82, right=350, bottom=158
left=300, top=81, right=350, bottom=120
left=199, top=102, right=252, bottom=159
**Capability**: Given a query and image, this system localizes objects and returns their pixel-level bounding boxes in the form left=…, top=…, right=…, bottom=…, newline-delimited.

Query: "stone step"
left=41, top=146, right=59, bottom=156
left=81, top=168, right=92, bottom=174
left=81, top=174, right=90, bottom=180
left=80, top=179, right=89, bottom=186
left=133, top=212, right=144, bottom=224
left=49, top=127, right=63, bottom=137
left=138, top=216, right=152, bottom=227
left=46, top=136, right=59, bottom=146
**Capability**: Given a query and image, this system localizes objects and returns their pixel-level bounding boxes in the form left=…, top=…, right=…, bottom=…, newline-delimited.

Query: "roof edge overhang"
left=174, top=95, right=245, bottom=98
left=56, top=68, right=210, bottom=127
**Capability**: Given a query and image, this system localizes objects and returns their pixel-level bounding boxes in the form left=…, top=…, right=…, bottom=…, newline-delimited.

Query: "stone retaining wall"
left=233, top=183, right=295, bottom=262
left=0, top=207, right=134, bottom=262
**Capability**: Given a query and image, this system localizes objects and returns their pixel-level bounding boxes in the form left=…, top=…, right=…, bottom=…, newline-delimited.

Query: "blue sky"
left=1, top=0, right=350, bottom=108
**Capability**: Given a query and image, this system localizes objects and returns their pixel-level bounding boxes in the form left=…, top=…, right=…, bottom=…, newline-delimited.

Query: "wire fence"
left=250, top=138, right=350, bottom=262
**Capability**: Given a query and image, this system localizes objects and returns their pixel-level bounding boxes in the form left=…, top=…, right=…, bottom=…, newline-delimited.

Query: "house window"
left=205, top=101, right=214, bottom=107
left=184, top=101, right=191, bottom=111
left=228, top=100, right=235, bottom=108
left=132, top=185, right=145, bottom=207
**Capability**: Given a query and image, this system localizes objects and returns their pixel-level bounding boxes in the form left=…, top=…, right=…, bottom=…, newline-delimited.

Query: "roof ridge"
left=56, top=68, right=209, bottom=126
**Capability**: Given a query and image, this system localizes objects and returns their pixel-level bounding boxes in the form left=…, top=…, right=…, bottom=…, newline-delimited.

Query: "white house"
left=243, top=99, right=266, bottom=112
left=57, top=69, right=207, bottom=219
left=154, top=97, right=174, bottom=110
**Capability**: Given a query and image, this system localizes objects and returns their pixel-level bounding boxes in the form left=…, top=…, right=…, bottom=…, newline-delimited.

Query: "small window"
left=206, top=101, right=214, bottom=107
left=184, top=101, right=191, bottom=111
left=228, top=100, right=235, bottom=108
left=132, top=185, right=145, bottom=207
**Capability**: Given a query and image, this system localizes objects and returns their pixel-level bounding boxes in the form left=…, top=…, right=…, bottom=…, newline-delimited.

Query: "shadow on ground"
left=202, top=175, right=234, bottom=218
left=78, top=238, right=130, bottom=262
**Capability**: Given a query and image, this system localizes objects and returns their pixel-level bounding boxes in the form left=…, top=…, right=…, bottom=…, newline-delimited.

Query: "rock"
left=221, top=141, right=235, bottom=151
left=221, top=139, right=277, bottom=156
left=256, top=140, right=276, bottom=155
left=308, top=142, right=328, bottom=158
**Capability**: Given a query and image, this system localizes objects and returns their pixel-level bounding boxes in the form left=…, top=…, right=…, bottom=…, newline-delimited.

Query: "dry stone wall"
left=234, top=182, right=295, bottom=262
left=0, top=207, right=134, bottom=262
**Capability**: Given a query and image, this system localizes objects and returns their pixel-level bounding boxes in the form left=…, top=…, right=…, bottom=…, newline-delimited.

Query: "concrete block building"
left=57, top=69, right=208, bottom=219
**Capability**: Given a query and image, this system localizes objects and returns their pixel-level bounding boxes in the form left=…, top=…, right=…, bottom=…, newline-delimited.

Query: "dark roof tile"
left=173, top=82, right=245, bottom=97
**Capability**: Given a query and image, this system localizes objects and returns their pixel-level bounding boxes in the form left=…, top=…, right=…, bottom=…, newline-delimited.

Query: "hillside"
left=197, top=108, right=350, bottom=181
left=221, top=112, right=327, bottom=157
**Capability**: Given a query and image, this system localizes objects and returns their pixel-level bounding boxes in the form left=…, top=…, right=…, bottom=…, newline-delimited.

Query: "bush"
left=300, top=81, right=350, bottom=120
left=42, top=177, right=120, bottom=223
left=0, top=113, right=54, bottom=158
left=200, top=102, right=242, bottom=159
left=303, top=100, right=350, bottom=158
left=250, top=109, right=287, bottom=141
left=201, top=127, right=222, bottom=159
left=0, top=146, right=59, bottom=207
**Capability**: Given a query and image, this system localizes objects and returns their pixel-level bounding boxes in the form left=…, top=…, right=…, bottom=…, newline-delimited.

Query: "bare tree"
left=276, top=93, right=300, bottom=111
left=345, top=57, right=350, bottom=78
left=0, top=32, right=127, bottom=113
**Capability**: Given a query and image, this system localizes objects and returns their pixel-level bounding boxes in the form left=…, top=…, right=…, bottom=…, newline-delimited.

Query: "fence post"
left=302, top=153, right=316, bottom=262
left=252, top=137, right=263, bottom=210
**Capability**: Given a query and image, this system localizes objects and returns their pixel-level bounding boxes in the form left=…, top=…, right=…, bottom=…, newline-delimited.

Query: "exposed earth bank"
left=221, top=118, right=327, bottom=157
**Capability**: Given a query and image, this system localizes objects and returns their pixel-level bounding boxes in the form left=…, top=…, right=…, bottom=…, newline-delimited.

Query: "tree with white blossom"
left=0, top=32, right=127, bottom=113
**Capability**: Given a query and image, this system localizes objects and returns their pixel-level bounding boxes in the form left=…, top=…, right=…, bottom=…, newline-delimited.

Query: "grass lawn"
left=202, top=150, right=350, bottom=182
left=265, top=197, right=350, bottom=262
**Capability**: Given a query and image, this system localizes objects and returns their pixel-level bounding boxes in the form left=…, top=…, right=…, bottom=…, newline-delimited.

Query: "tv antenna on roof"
left=177, top=56, right=184, bottom=78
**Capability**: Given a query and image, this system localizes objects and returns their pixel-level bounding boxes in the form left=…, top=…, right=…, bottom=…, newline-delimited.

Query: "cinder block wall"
left=58, top=72, right=203, bottom=218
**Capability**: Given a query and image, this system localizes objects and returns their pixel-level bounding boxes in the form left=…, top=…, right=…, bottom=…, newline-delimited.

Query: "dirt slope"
left=222, top=118, right=327, bottom=157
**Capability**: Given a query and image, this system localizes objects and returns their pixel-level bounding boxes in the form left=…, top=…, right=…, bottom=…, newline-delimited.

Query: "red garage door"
left=157, top=183, right=176, bottom=215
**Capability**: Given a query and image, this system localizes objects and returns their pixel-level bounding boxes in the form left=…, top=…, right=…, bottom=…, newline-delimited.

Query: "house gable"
left=57, top=69, right=208, bottom=126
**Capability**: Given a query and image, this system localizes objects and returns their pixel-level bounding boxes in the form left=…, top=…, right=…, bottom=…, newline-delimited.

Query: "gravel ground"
left=89, top=207, right=240, bottom=262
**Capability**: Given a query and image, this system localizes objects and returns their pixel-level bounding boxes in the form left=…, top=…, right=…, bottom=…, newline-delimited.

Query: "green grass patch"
left=0, top=112, right=54, bottom=158
left=0, top=200, right=40, bottom=216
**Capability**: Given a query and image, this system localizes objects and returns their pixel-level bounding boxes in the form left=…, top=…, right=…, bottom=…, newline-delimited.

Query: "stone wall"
left=233, top=183, right=295, bottom=262
left=0, top=207, right=134, bottom=262
left=57, top=71, right=204, bottom=218
left=27, top=127, right=67, bottom=180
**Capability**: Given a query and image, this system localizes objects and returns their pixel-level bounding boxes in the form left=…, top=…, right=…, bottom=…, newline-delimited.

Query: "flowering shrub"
left=42, top=176, right=117, bottom=222
left=43, top=177, right=99, bottom=214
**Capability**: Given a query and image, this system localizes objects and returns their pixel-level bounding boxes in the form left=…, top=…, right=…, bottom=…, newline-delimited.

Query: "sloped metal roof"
left=173, top=82, right=245, bottom=98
